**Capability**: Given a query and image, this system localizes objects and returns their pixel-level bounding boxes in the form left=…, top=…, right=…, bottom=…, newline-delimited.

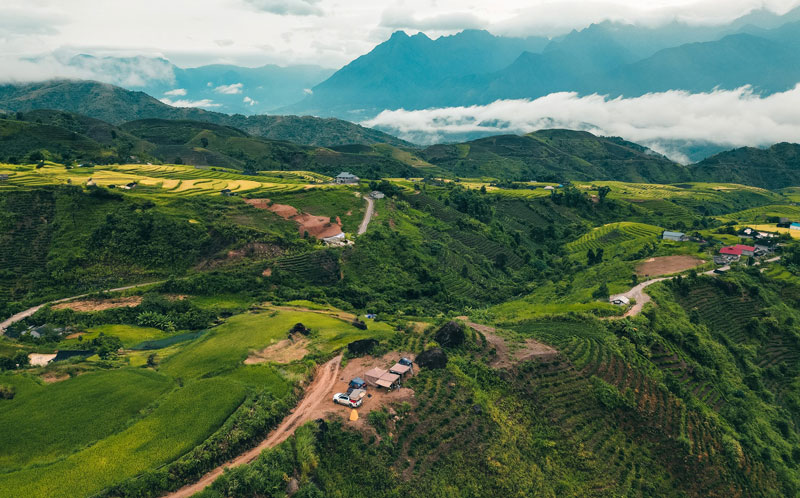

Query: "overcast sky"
left=2, top=0, right=800, bottom=71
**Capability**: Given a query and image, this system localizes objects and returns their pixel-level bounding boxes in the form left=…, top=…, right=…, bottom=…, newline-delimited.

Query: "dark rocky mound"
left=434, top=321, right=466, bottom=348
left=290, top=323, right=310, bottom=336
left=352, top=320, right=367, bottom=330
left=416, top=347, right=448, bottom=369
left=347, top=338, right=378, bottom=356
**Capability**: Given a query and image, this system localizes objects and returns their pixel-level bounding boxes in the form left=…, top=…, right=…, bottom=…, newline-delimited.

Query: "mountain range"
left=281, top=8, right=800, bottom=118
left=0, top=80, right=410, bottom=148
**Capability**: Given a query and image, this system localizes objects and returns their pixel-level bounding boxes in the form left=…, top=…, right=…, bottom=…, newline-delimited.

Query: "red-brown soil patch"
left=245, top=198, right=343, bottom=239
left=245, top=335, right=310, bottom=364
left=262, top=268, right=272, bottom=277
left=636, top=255, right=705, bottom=277
left=65, top=332, right=85, bottom=340
left=227, top=242, right=283, bottom=260
left=52, top=296, right=142, bottom=312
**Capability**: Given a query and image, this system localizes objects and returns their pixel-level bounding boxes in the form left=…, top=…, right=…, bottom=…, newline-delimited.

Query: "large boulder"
left=434, top=321, right=466, bottom=348
left=416, top=347, right=448, bottom=369
left=347, top=338, right=378, bottom=356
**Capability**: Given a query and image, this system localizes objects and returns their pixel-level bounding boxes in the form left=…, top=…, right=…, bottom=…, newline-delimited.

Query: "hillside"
left=0, top=169, right=798, bottom=496
left=690, top=143, right=800, bottom=190
left=0, top=113, right=420, bottom=178
left=419, top=129, right=690, bottom=183
left=0, top=80, right=412, bottom=148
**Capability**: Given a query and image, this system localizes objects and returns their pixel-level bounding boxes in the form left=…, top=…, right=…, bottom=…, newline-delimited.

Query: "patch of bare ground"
left=29, top=353, right=57, bottom=367
left=456, top=317, right=558, bottom=368
left=51, top=296, right=142, bottom=312
left=65, top=332, right=84, bottom=340
left=323, top=352, right=416, bottom=431
left=42, top=372, right=70, bottom=383
left=226, top=242, right=284, bottom=261
left=245, top=198, right=343, bottom=239
left=245, top=334, right=310, bottom=364
left=636, top=255, right=705, bottom=277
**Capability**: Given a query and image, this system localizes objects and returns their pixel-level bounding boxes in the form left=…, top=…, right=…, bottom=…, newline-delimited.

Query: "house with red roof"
left=719, top=244, right=755, bottom=257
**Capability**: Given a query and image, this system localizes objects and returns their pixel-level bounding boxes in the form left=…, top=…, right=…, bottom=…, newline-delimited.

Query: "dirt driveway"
left=166, top=355, right=343, bottom=498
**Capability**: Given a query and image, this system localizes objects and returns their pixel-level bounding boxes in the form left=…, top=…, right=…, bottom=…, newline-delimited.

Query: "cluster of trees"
left=0, top=351, right=30, bottom=370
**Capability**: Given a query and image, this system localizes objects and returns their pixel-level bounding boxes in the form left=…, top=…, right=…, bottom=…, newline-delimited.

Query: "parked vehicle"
left=333, top=392, right=362, bottom=408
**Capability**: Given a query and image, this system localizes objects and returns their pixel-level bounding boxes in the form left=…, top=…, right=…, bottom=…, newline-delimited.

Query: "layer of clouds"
left=0, top=53, right=174, bottom=86
left=243, top=0, right=322, bottom=16
left=243, top=96, right=257, bottom=105
left=363, top=86, right=800, bottom=163
left=159, top=97, right=220, bottom=108
left=164, top=88, right=187, bottom=96
left=215, top=83, right=244, bottom=94
left=2, top=0, right=800, bottom=71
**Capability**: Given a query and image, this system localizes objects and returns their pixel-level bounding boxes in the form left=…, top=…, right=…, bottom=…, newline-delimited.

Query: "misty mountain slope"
left=599, top=32, right=800, bottom=96
left=280, top=29, right=548, bottom=118
left=0, top=80, right=412, bottom=148
left=419, top=129, right=690, bottom=183
left=66, top=55, right=334, bottom=114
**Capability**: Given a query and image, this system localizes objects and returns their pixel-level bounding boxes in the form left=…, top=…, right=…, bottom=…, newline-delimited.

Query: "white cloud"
left=160, top=97, right=220, bottom=108
left=303, top=88, right=313, bottom=95
left=243, top=0, right=322, bottom=16
left=164, top=88, right=187, bottom=96
left=214, top=82, right=244, bottom=94
left=363, top=85, right=800, bottom=163
left=243, top=96, right=257, bottom=105
left=380, top=8, right=485, bottom=31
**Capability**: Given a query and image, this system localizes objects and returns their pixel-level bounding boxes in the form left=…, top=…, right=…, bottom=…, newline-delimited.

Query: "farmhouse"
left=123, top=182, right=137, bottom=190
left=0, top=174, right=8, bottom=181
left=369, top=191, right=385, bottom=199
left=791, top=222, right=800, bottom=231
left=610, top=295, right=630, bottom=306
left=720, top=244, right=755, bottom=257
left=662, top=230, right=687, bottom=242
left=322, top=232, right=349, bottom=246
left=334, top=172, right=359, bottom=184
left=220, top=188, right=235, bottom=197
left=544, top=186, right=555, bottom=191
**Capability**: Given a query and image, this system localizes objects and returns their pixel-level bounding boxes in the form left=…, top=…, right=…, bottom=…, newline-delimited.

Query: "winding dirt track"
left=609, top=256, right=781, bottom=319
left=164, top=355, right=342, bottom=498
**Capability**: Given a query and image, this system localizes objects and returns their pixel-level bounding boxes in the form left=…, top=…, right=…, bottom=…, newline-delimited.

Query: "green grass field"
left=0, top=378, right=246, bottom=498
left=0, top=369, right=173, bottom=472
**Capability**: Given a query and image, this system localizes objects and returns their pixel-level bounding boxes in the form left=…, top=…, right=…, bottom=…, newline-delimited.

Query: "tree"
left=595, top=248, right=604, bottom=263
left=12, top=351, right=29, bottom=368
left=593, top=283, right=610, bottom=299
left=480, top=185, right=487, bottom=194
left=90, top=333, right=123, bottom=359
left=200, top=137, right=209, bottom=148
left=598, top=186, right=611, bottom=202
left=110, top=130, right=117, bottom=140
left=587, top=248, right=596, bottom=265
left=15, top=111, right=23, bottom=120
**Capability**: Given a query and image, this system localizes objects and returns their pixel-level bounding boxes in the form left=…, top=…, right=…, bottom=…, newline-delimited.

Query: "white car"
left=333, top=392, right=362, bottom=408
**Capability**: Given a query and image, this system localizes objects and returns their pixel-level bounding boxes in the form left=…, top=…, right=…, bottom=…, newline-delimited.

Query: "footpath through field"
left=0, top=281, right=163, bottom=335
left=609, top=256, right=781, bottom=319
left=165, top=355, right=342, bottom=498
left=358, top=195, right=374, bottom=235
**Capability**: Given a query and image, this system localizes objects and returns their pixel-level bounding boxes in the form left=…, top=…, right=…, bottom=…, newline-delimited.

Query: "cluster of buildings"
left=350, top=357, right=414, bottom=394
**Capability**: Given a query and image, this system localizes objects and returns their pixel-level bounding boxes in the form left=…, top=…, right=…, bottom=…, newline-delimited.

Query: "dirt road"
left=165, top=355, right=342, bottom=498
left=358, top=196, right=374, bottom=235
left=0, top=281, right=163, bottom=335
left=609, top=256, right=780, bottom=319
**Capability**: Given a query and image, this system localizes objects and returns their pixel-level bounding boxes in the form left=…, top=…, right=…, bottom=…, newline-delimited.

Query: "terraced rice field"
left=566, top=222, right=663, bottom=257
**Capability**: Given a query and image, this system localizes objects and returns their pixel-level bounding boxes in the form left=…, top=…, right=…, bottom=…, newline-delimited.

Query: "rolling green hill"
left=691, top=143, right=800, bottom=189
left=420, top=129, right=691, bottom=183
